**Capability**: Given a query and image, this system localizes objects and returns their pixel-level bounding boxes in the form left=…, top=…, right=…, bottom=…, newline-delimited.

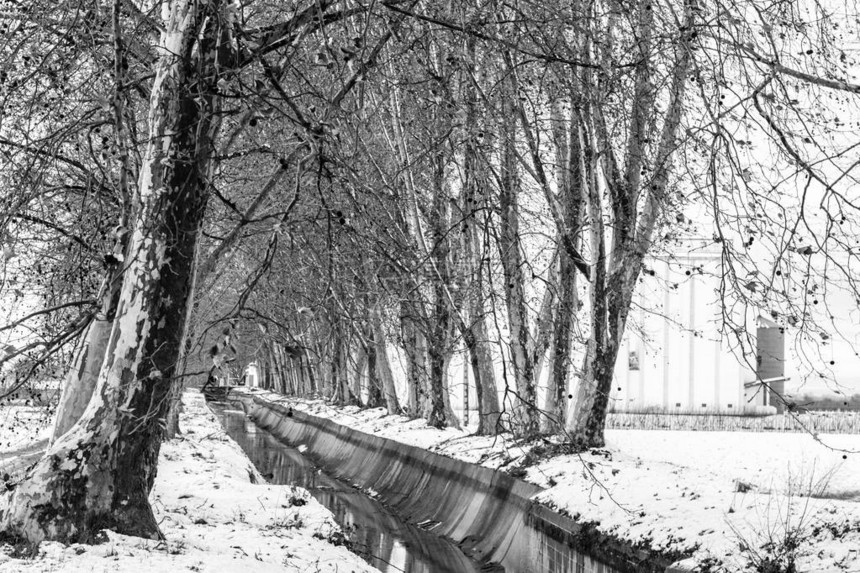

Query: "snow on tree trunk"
left=1, top=0, right=224, bottom=543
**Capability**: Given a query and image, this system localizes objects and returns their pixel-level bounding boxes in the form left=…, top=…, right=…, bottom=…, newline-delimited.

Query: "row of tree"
left=1, top=0, right=858, bottom=545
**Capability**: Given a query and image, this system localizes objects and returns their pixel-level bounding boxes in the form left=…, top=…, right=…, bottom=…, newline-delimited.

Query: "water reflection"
left=211, top=404, right=621, bottom=573
left=213, top=405, right=483, bottom=573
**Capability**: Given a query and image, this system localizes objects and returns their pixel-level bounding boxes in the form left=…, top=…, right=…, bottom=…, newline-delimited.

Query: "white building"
left=611, top=249, right=787, bottom=415
left=242, top=362, right=260, bottom=387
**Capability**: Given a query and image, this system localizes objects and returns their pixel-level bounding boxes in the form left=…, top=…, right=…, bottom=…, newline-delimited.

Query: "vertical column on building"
left=713, top=338, right=722, bottom=411
left=662, top=262, right=671, bottom=410
left=638, top=306, right=646, bottom=409
left=688, top=271, right=696, bottom=410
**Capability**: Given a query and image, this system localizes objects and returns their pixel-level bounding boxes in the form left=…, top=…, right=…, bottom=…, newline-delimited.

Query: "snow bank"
left=0, top=391, right=378, bottom=573
left=241, top=388, right=860, bottom=572
left=533, top=430, right=860, bottom=572
left=239, top=389, right=533, bottom=468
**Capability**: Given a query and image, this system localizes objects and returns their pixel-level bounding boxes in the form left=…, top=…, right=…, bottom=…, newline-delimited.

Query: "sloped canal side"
left=209, top=403, right=485, bottom=572
left=213, top=394, right=681, bottom=573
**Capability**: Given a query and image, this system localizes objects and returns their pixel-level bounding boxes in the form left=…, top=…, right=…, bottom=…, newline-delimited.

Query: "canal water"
left=210, top=403, right=621, bottom=573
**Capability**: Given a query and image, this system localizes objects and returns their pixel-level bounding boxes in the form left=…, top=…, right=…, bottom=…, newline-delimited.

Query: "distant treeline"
left=791, top=393, right=860, bottom=412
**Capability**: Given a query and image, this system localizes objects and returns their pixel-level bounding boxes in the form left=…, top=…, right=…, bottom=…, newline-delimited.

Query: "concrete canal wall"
left=230, top=392, right=691, bottom=572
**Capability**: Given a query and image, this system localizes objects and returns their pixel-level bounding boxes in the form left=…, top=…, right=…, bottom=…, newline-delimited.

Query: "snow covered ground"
left=0, top=392, right=378, bottom=573
left=0, top=403, right=52, bottom=454
left=241, top=388, right=860, bottom=572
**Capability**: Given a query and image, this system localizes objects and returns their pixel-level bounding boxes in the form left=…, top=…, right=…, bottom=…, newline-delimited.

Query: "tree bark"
left=458, top=43, right=501, bottom=434
left=329, top=327, right=343, bottom=404
left=273, top=344, right=288, bottom=394
left=163, top=229, right=204, bottom=438
left=530, top=251, right=559, bottom=397
left=351, top=343, right=366, bottom=405
left=565, top=2, right=693, bottom=448
left=364, top=328, right=383, bottom=408
left=425, top=168, right=451, bottom=428
left=261, top=344, right=274, bottom=390
left=1, top=0, right=225, bottom=542
left=401, top=309, right=426, bottom=417
left=50, top=272, right=123, bottom=442
left=426, top=339, right=448, bottom=427
left=371, top=305, right=401, bottom=414
left=497, top=81, right=538, bottom=437
left=543, top=101, right=583, bottom=433
left=441, top=350, right=460, bottom=429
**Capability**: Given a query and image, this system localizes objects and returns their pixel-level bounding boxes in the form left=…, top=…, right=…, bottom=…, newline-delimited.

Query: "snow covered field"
left=241, top=388, right=860, bottom=572
left=0, top=403, right=52, bottom=454
left=0, top=392, right=378, bottom=573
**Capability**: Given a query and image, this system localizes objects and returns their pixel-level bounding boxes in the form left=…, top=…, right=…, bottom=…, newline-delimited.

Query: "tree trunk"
left=364, top=330, right=383, bottom=408
left=50, top=277, right=121, bottom=442
left=340, top=340, right=356, bottom=404
left=566, top=102, right=608, bottom=448
left=425, top=259, right=450, bottom=427
left=564, top=1, right=692, bottom=448
left=274, top=344, right=288, bottom=394
left=497, top=84, right=538, bottom=437
left=544, top=101, right=583, bottom=433
left=303, top=353, right=316, bottom=396
left=401, top=310, right=425, bottom=417
left=462, top=348, right=469, bottom=426
left=351, top=344, right=366, bottom=405
left=371, top=305, right=401, bottom=414
left=163, top=228, right=204, bottom=438
left=261, top=345, right=274, bottom=390
left=566, top=283, right=633, bottom=449
left=531, top=250, right=559, bottom=398
left=441, top=350, right=459, bottom=429
left=545, top=254, right=577, bottom=432
left=426, top=340, right=448, bottom=427
left=458, top=47, right=500, bottom=434
left=424, top=112, right=452, bottom=428
left=1, top=0, right=224, bottom=543
left=291, top=357, right=302, bottom=396
left=52, top=216, right=133, bottom=441
left=329, top=329, right=343, bottom=404
left=466, top=315, right=499, bottom=435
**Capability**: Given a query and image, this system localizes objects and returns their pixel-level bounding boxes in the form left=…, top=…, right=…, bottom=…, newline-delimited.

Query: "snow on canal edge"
left=0, top=392, right=379, bottom=572
left=247, top=388, right=860, bottom=572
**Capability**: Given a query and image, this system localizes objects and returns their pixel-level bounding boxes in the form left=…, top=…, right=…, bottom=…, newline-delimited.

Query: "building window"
left=675, top=402, right=681, bottom=408
left=629, top=350, right=640, bottom=371
left=727, top=403, right=733, bottom=408
left=701, top=403, right=707, bottom=408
